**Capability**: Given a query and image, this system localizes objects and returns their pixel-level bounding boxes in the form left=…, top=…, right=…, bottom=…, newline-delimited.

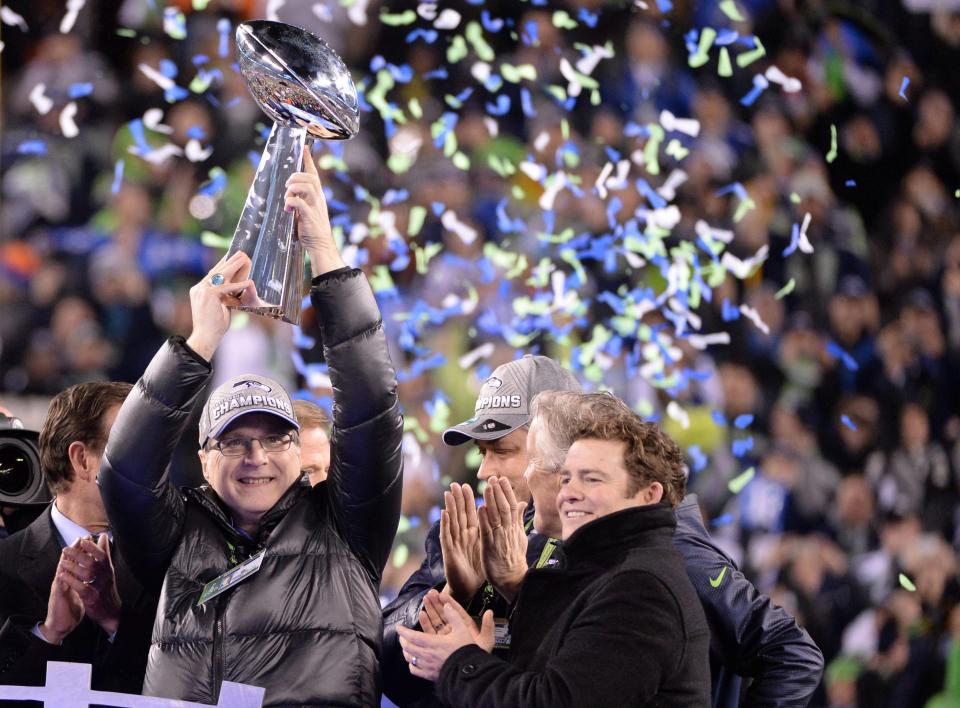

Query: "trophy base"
left=231, top=304, right=295, bottom=323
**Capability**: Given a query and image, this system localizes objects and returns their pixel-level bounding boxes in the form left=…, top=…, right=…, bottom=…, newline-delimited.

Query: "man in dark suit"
left=0, top=382, right=155, bottom=700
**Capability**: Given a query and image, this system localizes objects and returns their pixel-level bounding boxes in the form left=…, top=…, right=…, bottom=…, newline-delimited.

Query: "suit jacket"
left=0, top=505, right=156, bottom=704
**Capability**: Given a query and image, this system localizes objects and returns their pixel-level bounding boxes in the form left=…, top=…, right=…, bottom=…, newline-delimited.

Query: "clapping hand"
left=478, top=476, right=528, bottom=602
left=439, top=483, right=485, bottom=605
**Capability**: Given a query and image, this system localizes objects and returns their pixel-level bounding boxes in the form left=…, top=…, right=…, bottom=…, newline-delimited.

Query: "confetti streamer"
left=60, top=0, right=85, bottom=33
left=826, top=341, right=859, bottom=371
left=0, top=7, right=28, bottom=31
left=111, top=159, right=125, bottom=194
left=29, top=84, right=53, bottom=115
left=736, top=37, right=765, bottom=68
left=59, top=101, right=79, bottom=138
left=898, top=76, right=910, bottom=101
left=764, top=65, right=802, bottom=93
left=728, top=467, right=755, bottom=494
left=719, top=0, right=745, bottom=21
left=826, top=124, right=838, bottom=164
left=774, top=279, right=795, bottom=299
left=688, top=27, right=717, bottom=69
left=16, top=140, right=46, bottom=155
left=899, top=573, right=916, bottom=592
left=840, top=415, right=857, bottom=431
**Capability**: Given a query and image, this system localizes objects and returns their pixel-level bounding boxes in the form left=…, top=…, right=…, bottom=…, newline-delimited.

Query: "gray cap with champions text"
left=442, top=355, right=581, bottom=446
left=199, top=374, right=300, bottom=446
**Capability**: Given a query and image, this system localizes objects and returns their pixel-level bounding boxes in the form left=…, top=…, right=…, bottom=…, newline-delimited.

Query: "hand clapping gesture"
left=478, top=477, right=528, bottom=602
left=439, top=483, right=485, bottom=605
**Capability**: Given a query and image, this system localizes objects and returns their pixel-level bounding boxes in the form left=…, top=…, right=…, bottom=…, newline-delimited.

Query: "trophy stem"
left=228, top=123, right=308, bottom=325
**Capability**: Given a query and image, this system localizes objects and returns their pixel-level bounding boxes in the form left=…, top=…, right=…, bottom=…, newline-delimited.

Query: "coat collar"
left=561, top=502, right=677, bottom=566
left=185, top=479, right=309, bottom=545
left=15, top=504, right=62, bottom=592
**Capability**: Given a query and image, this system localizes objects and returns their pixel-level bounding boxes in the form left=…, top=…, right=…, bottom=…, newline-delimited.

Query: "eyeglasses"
left=209, top=432, right=298, bottom=457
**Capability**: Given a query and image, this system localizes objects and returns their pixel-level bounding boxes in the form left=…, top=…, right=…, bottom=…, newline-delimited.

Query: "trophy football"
left=228, top=20, right=359, bottom=324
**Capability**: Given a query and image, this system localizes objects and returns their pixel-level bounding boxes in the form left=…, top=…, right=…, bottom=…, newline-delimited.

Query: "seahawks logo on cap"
left=484, top=376, right=503, bottom=390
left=233, top=379, right=273, bottom=393
left=471, top=419, right=512, bottom=433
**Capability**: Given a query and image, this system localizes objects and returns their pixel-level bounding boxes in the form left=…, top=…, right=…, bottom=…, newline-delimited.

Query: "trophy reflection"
left=229, top=20, right=359, bottom=324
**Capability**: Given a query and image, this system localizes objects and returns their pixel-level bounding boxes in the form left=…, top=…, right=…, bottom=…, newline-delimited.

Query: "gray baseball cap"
left=199, top=374, right=300, bottom=446
left=443, top=355, right=581, bottom=446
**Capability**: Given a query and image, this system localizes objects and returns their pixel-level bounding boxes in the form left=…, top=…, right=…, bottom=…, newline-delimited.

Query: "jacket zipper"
left=212, top=599, right=224, bottom=699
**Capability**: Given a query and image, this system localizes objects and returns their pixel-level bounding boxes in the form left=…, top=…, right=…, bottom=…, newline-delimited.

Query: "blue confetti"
left=523, top=20, right=539, bottom=45
left=217, top=19, right=231, bottom=57
left=826, top=340, right=859, bottom=371
left=782, top=222, right=802, bottom=257
left=688, top=445, right=708, bottom=472
left=656, top=0, right=673, bottom=12
left=111, top=159, right=125, bottom=194
left=159, top=59, right=178, bottom=79
left=382, top=189, right=409, bottom=205
left=520, top=88, right=536, bottom=117
left=578, top=8, right=599, bottom=27
left=898, top=76, right=910, bottom=101
left=733, top=414, right=754, bottom=429
left=636, top=179, right=667, bottom=209
left=186, top=125, right=206, bottom=140
left=731, top=436, right=754, bottom=458
left=845, top=179, right=856, bottom=187
left=711, top=410, right=728, bottom=427
left=192, top=54, right=210, bottom=66
left=841, top=415, right=858, bottom=431
left=481, top=11, right=504, bottom=32
left=715, top=29, right=740, bottom=45
left=406, top=28, right=438, bottom=43
left=711, top=513, right=732, bottom=527
left=721, top=299, right=740, bottom=321
left=68, top=83, right=93, bottom=99
left=17, top=140, right=46, bottom=155
left=423, top=68, right=449, bottom=80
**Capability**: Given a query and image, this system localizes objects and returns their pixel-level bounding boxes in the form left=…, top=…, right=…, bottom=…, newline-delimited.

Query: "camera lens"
left=0, top=441, right=32, bottom=496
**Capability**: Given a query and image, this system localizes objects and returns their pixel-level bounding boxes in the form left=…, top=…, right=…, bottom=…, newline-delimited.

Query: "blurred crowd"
left=3, top=0, right=960, bottom=704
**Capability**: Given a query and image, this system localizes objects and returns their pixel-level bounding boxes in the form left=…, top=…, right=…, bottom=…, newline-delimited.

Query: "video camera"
left=0, top=412, right=50, bottom=535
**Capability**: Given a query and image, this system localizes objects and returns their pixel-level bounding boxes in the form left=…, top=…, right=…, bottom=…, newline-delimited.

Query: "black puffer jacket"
left=99, top=268, right=403, bottom=707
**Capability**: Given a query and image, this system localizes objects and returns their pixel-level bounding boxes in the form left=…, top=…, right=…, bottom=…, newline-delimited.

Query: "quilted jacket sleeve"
left=99, top=337, right=212, bottom=589
left=381, top=519, right=445, bottom=704
left=674, top=496, right=824, bottom=706
left=310, top=268, right=403, bottom=582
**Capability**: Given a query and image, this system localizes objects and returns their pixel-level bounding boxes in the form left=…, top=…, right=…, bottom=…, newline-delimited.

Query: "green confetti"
left=955, top=189, right=959, bottom=198
left=428, top=398, right=451, bottom=433
left=826, top=124, right=838, bottom=164
left=192, top=0, right=210, bottom=9
left=552, top=10, right=578, bottom=29
left=689, top=27, right=717, bottom=69
left=189, top=73, right=213, bottom=94
left=408, top=205, right=427, bottom=237
left=790, top=192, right=801, bottom=204
left=736, top=38, right=766, bottom=68
left=642, top=124, right=665, bottom=175
left=500, top=63, right=537, bottom=83
left=397, top=516, right=411, bottom=534
left=447, top=35, right=468, bottom=64
left=369, top=265, right=395, bottom=293
left=452, top=151, right=471, bottom=170
left=116, top=28, right=137, bottom=37
left=414, top=241, right=442, bottom=274
left=379, top=9, right=417, bottom=26
left=318, top=153, right=348, bottom=172
left=899, top=573, right=916, bottom=592
left=665, top=139, right=689, bottom=161
left=546, top=85, right=568, bottom=102
left=408, top=98, right=423, bottom=119
left=718, top=47, right=733, bottom=77
left=775, top=279, right=796, bottom=299
left=403, top=415, right=429, bottom=444
left=733, top=196, right=756, bottom=223
left=719, top=0, right=745, bottom=21
left=487, top=154, right=516, bottom=178
left=465, top=21, right=494, bottom=62
left=201, top=231, right=232, bottom=249
left=392, top=543, right=409, bottom=568
left=229, top=312, right=249, bottom=330
left=728, top=467, right=755, bottom=494
left=465, top=445, right=482, bottom=471
left=387, top=153, right=413, bottom=174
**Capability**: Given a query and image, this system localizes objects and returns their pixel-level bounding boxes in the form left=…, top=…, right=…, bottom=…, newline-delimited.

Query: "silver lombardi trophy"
left=229, top=20, right=359, bottom=324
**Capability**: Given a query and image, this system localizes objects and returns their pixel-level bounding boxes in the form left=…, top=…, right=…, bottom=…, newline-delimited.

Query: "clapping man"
left=0, top=382, right=155, bottom=700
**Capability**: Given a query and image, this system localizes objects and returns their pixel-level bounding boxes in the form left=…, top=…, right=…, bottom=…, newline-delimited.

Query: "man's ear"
left=67, top=441, right=93, bottom=483
left=639, top=481, right=664, bottom=506
left=198, top=449, right=210, bottom=482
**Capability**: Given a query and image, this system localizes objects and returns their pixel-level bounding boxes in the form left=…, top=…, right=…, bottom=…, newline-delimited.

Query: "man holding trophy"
left=97, top=22, right=403, bottom=706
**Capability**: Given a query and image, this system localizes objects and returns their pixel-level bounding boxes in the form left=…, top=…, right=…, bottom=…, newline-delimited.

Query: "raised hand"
left=186, top=251, right=256, bottom=361
left=284, top=148, right=345, bottom=277
left=418, top=589, right=453, bottom=636
left=479, top=476, right=528, bottom=602
left=439, top=482, right=485, bottom=605
left=38, top=553, right=85, bottom=645
left=58, top=535, right=122, bottom=637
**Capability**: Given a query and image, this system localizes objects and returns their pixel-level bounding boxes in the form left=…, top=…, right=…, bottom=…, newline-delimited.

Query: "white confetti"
left=459, top=343, right=495, bottom=369
left=538, top=172, right=568, bottom=211
left=347, top=0, right=371, bottom=26
left=666, top=401, right=691, bottom=429
left=128, top=142, right=183, bottom=165
left=0, top=6, right=28, bottom=30
left=637, top=205, right=681, bottom=230
left=416, top=2, right=437, bottom=20
left=575, top=43, right=615, bottom=77
left=311, top=3, right=332, bottom=21
left=29, top=83, right=53, bottom=115
left=265, top=0, right=284, bottom=21
left=721, top=245, right=769, bottom=279
left=764, top=65, right=802, bottom=93
left=532, top=130, right=551, bottom=153
left=139, top=63, right=175, bottom=91
left=59, top=0, right=85, bottom=33
left=441, top=210, right=478, bottom=245
left=740, top=304, right=770, bottom=335
left=519, top=160, right=546, bottom=182
left=59, top=101, right=79, bottom=138
left=695, top=219, right=734, bottom=244
left=659, top=110, right=701, bottom=137
left=185, top=138, right=213, bottom=162
left=471, top=61, right=491, bottom=83
left=686, top=332, right=731, bottom=350
left=142, top=107, right=173, bottom=134
left=433, top=8, right=461, bottom=29
left=595, top=161, right=615, bottom=199
left=482, top=117, right=498, bottom=137
left=797, top=211, right=814, bottom=253
left=559, top=58, right=585, bottom=97
left=658, top=169, right=688, bottom=201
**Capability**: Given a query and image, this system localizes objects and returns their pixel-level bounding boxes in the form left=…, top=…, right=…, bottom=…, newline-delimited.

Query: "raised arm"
left=289, top=150, right=403, bottom=580
left=99, top=251, right=255, bottom=588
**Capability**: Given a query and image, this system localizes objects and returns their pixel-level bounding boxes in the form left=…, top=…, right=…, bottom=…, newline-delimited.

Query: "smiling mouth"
left=564, top=510, right=590, bottom=519
left=238, top=477, right=275, bottom=486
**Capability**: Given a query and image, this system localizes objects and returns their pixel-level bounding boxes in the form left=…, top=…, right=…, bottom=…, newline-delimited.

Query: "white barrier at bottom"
left=0, top=661, right=265, bottom=707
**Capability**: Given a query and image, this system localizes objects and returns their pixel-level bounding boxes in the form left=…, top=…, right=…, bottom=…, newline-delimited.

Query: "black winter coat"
left=436, top=503, right=711, bottom=707
left=384, top=494, right=823, bottom=707
left=0, top=506, right=156, bottom=704
left=99, top=268, right=403, bottom=707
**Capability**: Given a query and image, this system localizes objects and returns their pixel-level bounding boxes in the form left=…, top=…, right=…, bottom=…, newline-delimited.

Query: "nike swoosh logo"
left=709, top=566, right=727, bottom=588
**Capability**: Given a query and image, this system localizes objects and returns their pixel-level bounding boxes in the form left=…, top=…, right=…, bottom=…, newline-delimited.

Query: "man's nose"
left=477, top=455, right=495, bottom=481
left=244, top=439, right=269, bottom=464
